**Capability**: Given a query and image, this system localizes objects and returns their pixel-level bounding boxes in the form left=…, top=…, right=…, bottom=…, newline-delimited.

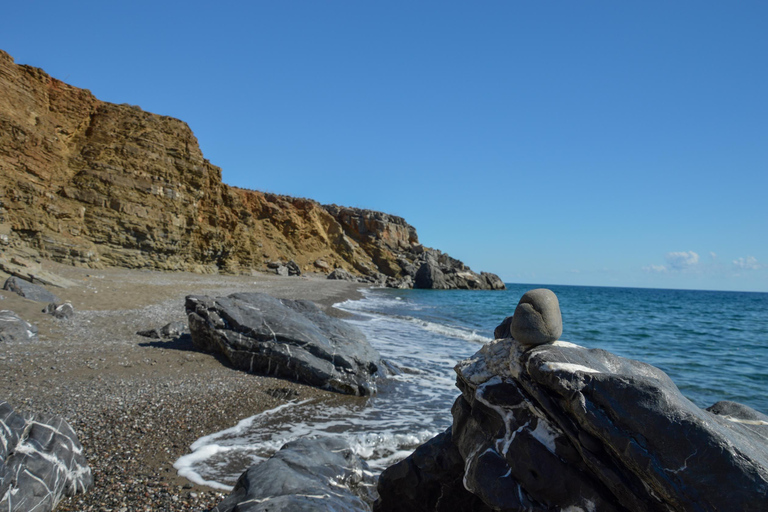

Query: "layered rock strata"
left=0, top=49, right=503, bottom=289
left=0, top=400, right=93, bottom=511
left=212, top=436, right=376, bottom=512
left=376, top=300, right=768, bottom=510
left=186, top=292, right=382, bottom=395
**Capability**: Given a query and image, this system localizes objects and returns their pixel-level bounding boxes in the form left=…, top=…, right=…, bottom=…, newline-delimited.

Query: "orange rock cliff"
left=0, top=49, right=504, bottom=289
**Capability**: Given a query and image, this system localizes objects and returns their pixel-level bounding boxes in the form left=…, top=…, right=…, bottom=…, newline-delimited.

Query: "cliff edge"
left=0, top=50, right=503, bottom=289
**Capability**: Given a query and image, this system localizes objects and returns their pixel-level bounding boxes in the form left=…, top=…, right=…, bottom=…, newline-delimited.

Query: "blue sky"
left=2, top=1, right=766, bottom=291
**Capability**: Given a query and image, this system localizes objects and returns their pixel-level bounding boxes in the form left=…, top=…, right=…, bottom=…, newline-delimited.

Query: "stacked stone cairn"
left=375, top=289, right=768, bottom=511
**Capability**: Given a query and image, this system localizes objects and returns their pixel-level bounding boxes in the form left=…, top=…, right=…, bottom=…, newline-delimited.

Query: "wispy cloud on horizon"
left=733, top=256, right=761, bottom=270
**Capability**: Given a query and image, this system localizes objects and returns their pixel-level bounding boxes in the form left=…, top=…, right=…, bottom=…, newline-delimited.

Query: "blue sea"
left=175, top=284, right=768, bottom=490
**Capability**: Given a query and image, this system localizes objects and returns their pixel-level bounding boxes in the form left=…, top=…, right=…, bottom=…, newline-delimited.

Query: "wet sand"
left=0, top=262, right=368, bottom=511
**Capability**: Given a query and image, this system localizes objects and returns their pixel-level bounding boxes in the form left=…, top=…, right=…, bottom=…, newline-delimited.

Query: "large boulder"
left=0, top=310, right=37, bottom=342
left=413, top=262, right=449, bottom=290
left=378, top=317, right=768, bottom=510
left=3, top=276, right=60, bottom=303
left=212, top=436, right=375, bottom=512
left=0, top=400, right=93, bottom=511
left=374, top=428, right=491, bottom=512
left=185, top=293, right=382, bottom=395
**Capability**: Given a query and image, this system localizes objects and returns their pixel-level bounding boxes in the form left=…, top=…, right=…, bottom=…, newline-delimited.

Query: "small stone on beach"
left=510, top=288, right=563, bottom=346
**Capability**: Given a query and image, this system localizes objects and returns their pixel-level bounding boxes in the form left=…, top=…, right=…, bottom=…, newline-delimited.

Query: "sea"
left=174, top=283, right=768, bottom=490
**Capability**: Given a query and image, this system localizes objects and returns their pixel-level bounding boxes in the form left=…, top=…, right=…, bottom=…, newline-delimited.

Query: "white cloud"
left=709, top=252, right=717, bottom=260
left=642, top=264, right=668, bottom=273
left=733, top=256, right=761, bottom=270
left=665, top=251, right=699, bottom=270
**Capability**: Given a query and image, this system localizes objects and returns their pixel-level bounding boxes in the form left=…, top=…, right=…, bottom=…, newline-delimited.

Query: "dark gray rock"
left=509, top=288, right=562, bottom=345
left=136, top=321, right=188, bottom=339
left=0, top=310, right=37, bottom=342
left=493, top=315, right=513, bottom=339
left=328, top=268, right=355, bottom=281
left=285, top=260, right=301, bottom=276
left=0, top=400, right=93, bottom=511
left=481, top=272, right=506, bottom=291
left=3, top=276, right=60, bottom=303
left=212, top=436, right=375, bottom=512
left=467, top=338, right=768, bottom=510
left=374, top=428, right=491, bottom=512
left=42, top=302, right=75, bottom=320
left=413, top=262, right=449, bottom=290
left=186, top=293, right=382, bottom=395
left=381, top=333, right=768, bottom=511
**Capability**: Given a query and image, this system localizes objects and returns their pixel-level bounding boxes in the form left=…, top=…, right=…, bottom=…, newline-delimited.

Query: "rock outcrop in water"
left=0, top=400, right=93, bottom=511
left=186, top=292, right=382, bottom=395
left=376, top=289, right=768, bottom=511
left=0, top=49, right=503, bottom=290
left=212, top=436, right=375, bottom=512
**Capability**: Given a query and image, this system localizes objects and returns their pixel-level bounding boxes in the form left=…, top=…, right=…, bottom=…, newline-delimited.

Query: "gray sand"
left=0, top=262, right=368, bottom=511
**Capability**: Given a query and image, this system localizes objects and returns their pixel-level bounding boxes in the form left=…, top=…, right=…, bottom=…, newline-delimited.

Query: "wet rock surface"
left=212, top=436, right=375, bottom=512
left=0, top=400, right=93, bottom=511
left=186, top=292, right=382, bottom=395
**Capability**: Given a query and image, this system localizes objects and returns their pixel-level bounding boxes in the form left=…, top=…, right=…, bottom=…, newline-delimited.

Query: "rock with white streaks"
left=0, top=400, right=93, bottom=511
left=0, top=310, right=37, bottom=342
left=378, top=337, right=768, bottom=511
left=185, top=292, right=382, bottom=395
left=212, top=436, right=375, bottom=512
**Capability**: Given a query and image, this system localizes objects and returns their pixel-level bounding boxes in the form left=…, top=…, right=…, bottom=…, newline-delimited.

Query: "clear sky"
left=2, top=1, right=766, bottom=292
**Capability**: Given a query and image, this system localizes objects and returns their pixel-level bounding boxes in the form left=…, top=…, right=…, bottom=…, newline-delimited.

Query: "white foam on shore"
left=175, top=288, right=485, bottom=488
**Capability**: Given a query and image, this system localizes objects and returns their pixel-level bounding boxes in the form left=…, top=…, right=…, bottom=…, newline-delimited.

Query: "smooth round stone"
left=510, top=288, right=563, bottom=346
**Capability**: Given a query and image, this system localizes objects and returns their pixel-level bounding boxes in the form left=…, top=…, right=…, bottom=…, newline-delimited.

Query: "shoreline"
left=0, top=261, right=368, bottom=511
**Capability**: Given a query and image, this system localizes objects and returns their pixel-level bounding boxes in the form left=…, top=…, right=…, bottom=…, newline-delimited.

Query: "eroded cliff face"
left=0, top=49, right=502, bottom=288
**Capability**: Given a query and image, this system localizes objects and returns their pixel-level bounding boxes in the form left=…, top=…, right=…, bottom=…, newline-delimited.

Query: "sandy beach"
left=0, top=262, right=368, bottom=511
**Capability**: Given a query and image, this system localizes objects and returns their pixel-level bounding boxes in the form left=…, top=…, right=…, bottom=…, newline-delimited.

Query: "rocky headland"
left=0, top=49, right=503, bottom=290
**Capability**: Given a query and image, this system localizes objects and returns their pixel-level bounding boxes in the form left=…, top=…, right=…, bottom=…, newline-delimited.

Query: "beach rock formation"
left=0, top=310, right=37, bottom=342
left=0, top=400, right=93, bottom=511
left=0, top=49, right=503, bottom=290
left=186, top=292, right=382, bottom=395
left=3, top=276, right=60, bottom=303
left=136, top=320, right=187, bottom=339
left=509, top=288, right=562, bottom=345
left=212, top=436, right=375, bottom=512
left=42, top=302, right=75, bottom=320
left=376, top=293, right=768, bottom=511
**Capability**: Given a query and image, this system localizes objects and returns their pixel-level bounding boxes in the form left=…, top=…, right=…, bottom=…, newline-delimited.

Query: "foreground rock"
left=213, top=437, right=375, bottom=512
left=0, top=310, right=37, bottom=342
left=377, top=292, right=768, bottom=511
left=186, top=293, right=382, bottom=395
left=3, top=276, right=60, bottom=303
left=0, top=400, right=93, bottom=511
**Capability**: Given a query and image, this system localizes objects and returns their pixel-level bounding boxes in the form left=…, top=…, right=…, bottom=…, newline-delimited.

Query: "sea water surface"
left=175, top=284, right=768, bottom=490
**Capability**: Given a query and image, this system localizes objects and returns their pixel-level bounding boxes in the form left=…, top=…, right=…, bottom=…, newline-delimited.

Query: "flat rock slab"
left=186, top=292, right=382, bottom=395
left=0, top=400, right=93, bottom=511
left=3, top=276, right=60, bottom=303
left=0, top=310, right=37, bottom=342
left=212, top=436, right=375, bottom=512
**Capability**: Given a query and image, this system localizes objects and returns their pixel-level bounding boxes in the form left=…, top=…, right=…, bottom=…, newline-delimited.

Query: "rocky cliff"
left=0, top=49, right=503, bottom=289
